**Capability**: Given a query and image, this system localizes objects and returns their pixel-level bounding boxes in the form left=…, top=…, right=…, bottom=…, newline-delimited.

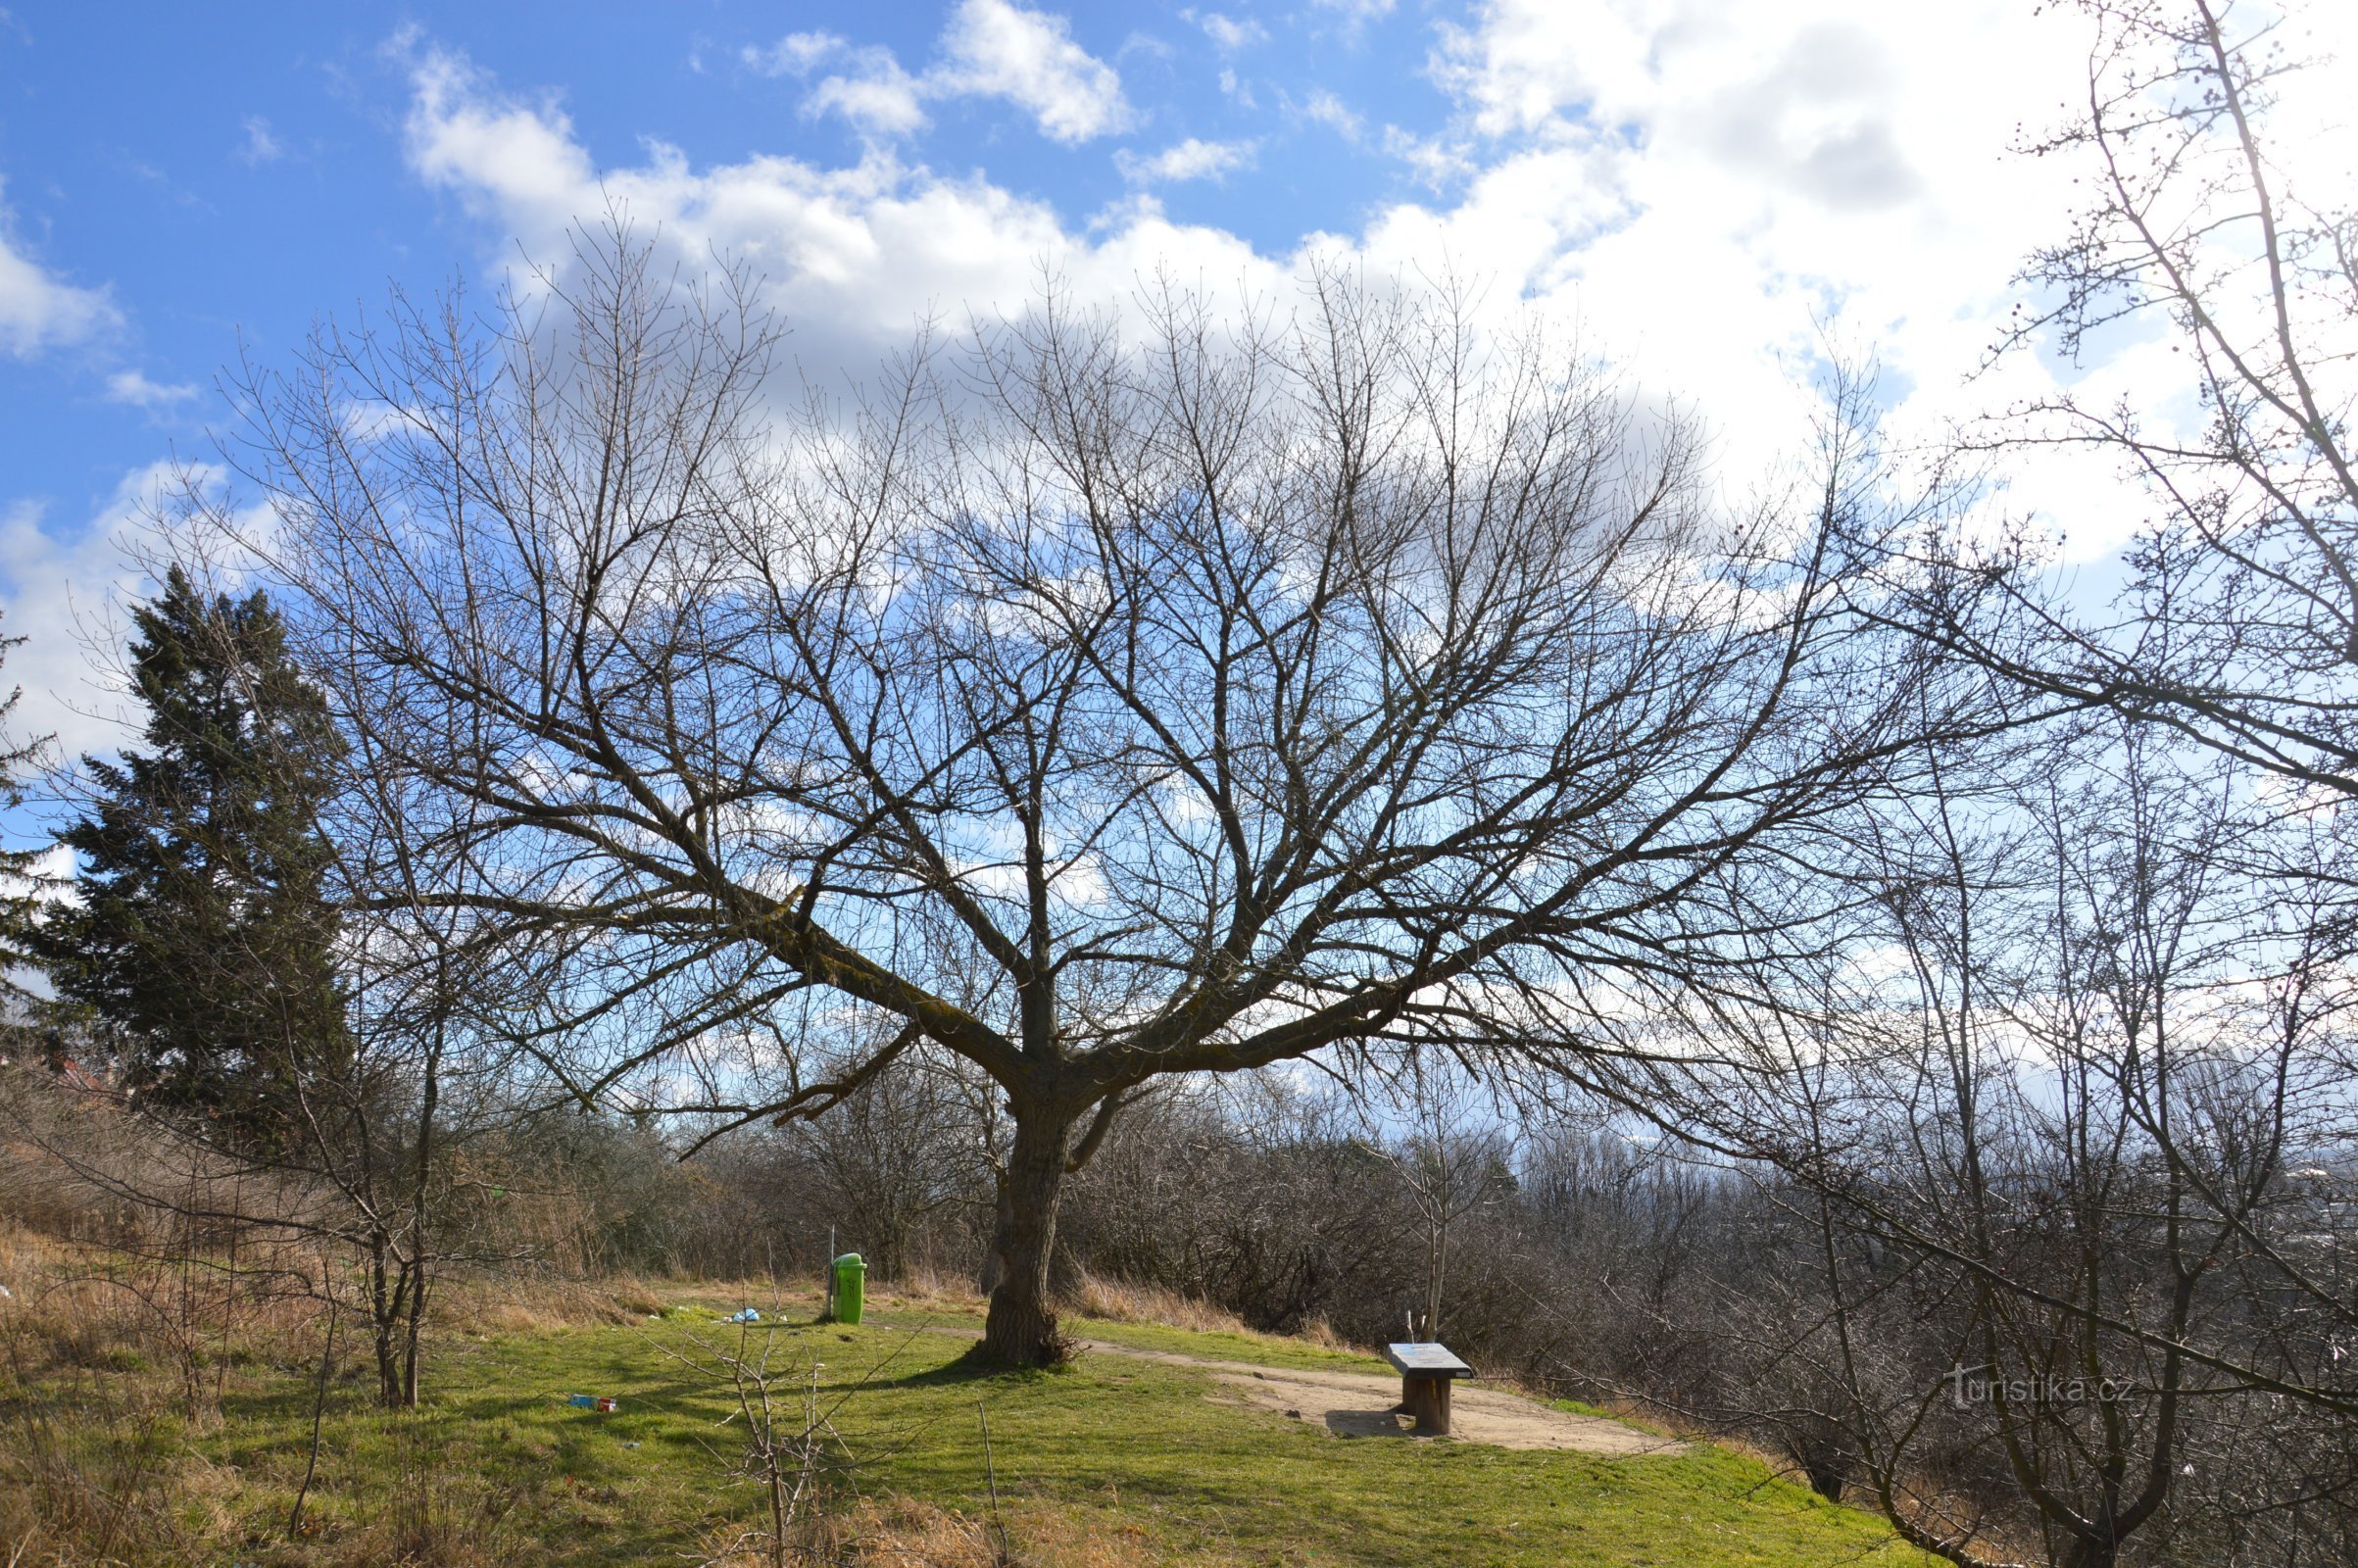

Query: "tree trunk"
left=368, top=1233, right=404, bottom=1406
left=399, top=1256, right=426, bottom=1408
left=980, top=1109, right=1075, bottom=1366
left=2063, top=1537, right=2119, bottom=1568
left=869, top=1213, right=909, bottom=1284
left=372, top=1314, right=402, bottom=1405
left=1424, top=1217, right=1446, bottom=1340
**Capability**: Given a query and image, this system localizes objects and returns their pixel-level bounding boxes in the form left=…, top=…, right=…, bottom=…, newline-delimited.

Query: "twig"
left=287, top=1293, right=340, bottom=1539
left=978, top=1398, right=1010, bottom=1564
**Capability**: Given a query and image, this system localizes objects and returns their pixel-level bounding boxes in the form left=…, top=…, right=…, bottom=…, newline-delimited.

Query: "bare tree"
left=320, top=748, right=555, bottom=1405
left=1605, top=709, right=2358, bottom=1567
left=1916, top=0, right=2358, bottom=794
left=18, top=554, right=548, bottom=1408
left=789, top=1042, right=990, bottom=1281
left=1351, top=1060, right=1515, bottom=1341
left=207, top=231, right=1975, bottom=1363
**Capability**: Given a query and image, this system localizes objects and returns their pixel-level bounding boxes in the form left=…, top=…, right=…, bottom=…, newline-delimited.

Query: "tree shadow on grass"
left=852, top=1340, right=1077, bottom=1393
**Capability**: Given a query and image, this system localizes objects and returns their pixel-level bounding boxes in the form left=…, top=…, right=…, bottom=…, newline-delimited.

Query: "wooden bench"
left=1384, top=1342, right=1472, bottom=1435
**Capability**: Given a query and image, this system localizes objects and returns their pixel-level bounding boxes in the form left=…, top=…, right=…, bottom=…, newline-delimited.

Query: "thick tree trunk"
left=980, top=1109, right=1075, bottom=1366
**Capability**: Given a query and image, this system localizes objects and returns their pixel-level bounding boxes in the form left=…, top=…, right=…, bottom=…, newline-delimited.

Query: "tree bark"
left=979, top=1108, right=1075, bottom=1365
left=368, top=1231, right=402, bottom=1406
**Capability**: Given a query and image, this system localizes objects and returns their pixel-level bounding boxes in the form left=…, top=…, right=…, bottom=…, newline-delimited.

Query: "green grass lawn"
left=9, top=1285, right=1933, bottom=1567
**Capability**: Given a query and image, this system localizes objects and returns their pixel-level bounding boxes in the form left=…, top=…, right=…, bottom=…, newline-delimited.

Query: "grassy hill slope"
left=3, top=1271, right=1931, bottom=1567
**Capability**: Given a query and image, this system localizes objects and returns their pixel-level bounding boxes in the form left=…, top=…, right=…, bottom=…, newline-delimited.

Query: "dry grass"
left=0, top=1221, right=87, bottom=1298
left=1059, top=1270, right=1351, bottom=1354
left=434, top=1271, right=673, bottom=1336
left=697, top=1495, right=1163, bottom=1568
left=878, top=1264, right=986, bottom=1312
left=1063, top=1273, right=1252, bottom=1337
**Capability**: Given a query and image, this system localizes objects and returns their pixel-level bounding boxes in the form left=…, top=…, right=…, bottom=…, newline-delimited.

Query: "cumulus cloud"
left=1694, top=22, right=1923, bottom=211
left=1380, top=124, right=1470, bottom=188
left=404, top=45, right=598, bottom=240
left=1410, top=0, right=2147, bottom=548
left=742, top=31, right=930, bottom=140
left=1115, top=136, right=1256, bottom=185
left=399, top=40, right=1268, bottom=383
left=390, top=19, right=2040, bottom=505
left=933, top=0, right=1133, bottom=142
left=744, top=1, right=1130, bottom=145
left=0, top=466, right=176, bottom=760
left=403, top=1, right=2332, bottom=569
left=0, top=184, right=117, bottom=359
left=806, top=60, right=931, bottom=140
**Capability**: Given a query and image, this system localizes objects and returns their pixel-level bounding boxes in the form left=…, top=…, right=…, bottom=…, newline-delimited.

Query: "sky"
left=2, top=0, right=2353, bottom=798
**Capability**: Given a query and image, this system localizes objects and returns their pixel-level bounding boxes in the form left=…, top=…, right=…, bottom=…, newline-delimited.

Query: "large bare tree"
left=208, top=238, right=1973, bottom=1363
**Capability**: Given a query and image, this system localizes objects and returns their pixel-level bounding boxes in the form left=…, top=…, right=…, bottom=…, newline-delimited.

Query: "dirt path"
left=885, top=1321, right=1684, bottom=1455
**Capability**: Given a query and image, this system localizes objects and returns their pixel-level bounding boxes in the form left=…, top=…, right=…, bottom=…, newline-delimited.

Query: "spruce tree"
left=39, top=566, right=350, bottom=1147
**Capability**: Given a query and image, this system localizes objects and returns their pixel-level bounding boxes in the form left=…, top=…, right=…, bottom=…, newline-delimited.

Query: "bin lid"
left=833, top=1252, right=865, bottom=1267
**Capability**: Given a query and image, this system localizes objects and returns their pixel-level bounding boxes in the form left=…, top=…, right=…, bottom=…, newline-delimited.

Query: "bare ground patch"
left=874, top=1319, right=1686, bottom=1455
left=1066, top=1338, right=1685, bottom=1455
left=1171, top=1359, right=1681, bottom=1454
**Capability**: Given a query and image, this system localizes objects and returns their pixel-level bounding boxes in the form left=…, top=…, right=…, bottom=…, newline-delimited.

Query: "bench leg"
left=1400, top=1374, right=1452, bottom=1436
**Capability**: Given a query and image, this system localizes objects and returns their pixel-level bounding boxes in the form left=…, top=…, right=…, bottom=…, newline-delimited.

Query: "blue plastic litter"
left=726, top=1308, right=761, bottom=1323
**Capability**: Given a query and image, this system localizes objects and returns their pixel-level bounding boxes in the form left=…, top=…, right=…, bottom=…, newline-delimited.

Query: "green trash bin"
left=831, top=1253, right=865, bottom=1325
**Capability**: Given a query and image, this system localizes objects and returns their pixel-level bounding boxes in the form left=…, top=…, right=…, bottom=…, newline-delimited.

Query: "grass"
left=1, top=1265, right=1937, bottom=1567
left=702, top=1280, right=1391, bottom=1376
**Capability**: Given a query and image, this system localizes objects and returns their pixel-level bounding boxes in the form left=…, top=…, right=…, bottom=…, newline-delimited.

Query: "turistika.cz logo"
left=1945, top=1367, right=2137, bottom=1408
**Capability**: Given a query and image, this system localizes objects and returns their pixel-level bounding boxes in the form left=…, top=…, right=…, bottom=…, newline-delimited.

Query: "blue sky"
left=3, top=0, right=2353, bottom=791
left=1, top=2, right=1450, bottom=522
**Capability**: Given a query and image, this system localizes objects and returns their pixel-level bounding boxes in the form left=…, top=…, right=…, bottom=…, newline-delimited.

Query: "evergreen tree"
left=38, top=566, right=350, bottom=1146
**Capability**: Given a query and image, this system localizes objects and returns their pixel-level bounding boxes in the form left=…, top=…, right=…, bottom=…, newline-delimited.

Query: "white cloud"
left=399, top=41, right=1269, bottom=384
left=1298, top=89, right=1363, bottom=140
left=933, top=0, right=1132, bottom=143
left=389, top=20, right=2032, bottom=503
left=1116, top=136, right=1256, bottom=185
left=807, top=61, right=931, bottom=141
left=0, top=466, right=180, bottom=760
left=742, top=3, right=1130, bottom=145
left=741, top=31, right=846, bottom=77
left=741, top=32, right=929, bottom=140
left=238, top=114, right=283, bottom=166
left=104, top=368, right=198, bottom=408
left=404, top=45, right=598, bottom=241
left=402, top=5, right=2354, bottom=576
left=1186, top=10, right=1267, bottom=51
left=1410, top=0, right=2145, bottom=549
left=1380, top=125, right=1469, bottom=189
left=0, top=182, right=117, bottom=358
left=812, top=58, right=931, bottom=140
